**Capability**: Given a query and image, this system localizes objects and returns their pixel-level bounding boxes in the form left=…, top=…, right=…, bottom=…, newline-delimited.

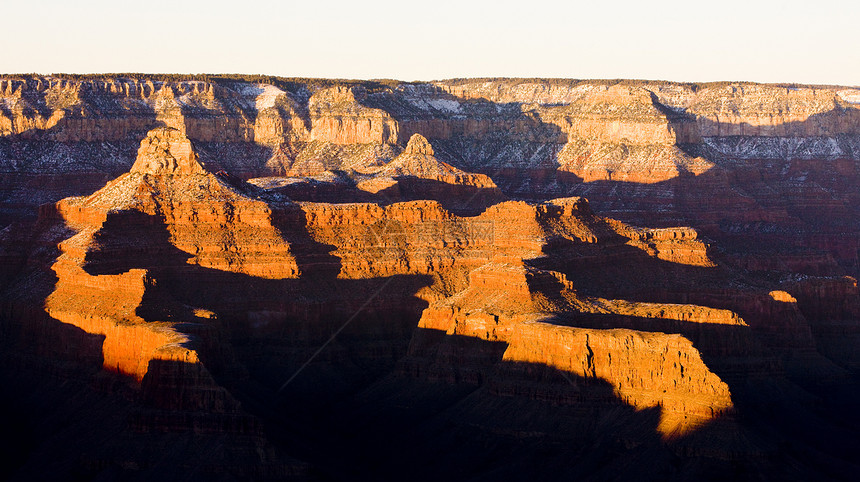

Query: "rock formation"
left=2, top=75, right=860, bottom=481
left=130, top=127, right=206, bottom=175
left=2, top=75, right=858, bottom=282
left=377, top=133, right=456, bottom=176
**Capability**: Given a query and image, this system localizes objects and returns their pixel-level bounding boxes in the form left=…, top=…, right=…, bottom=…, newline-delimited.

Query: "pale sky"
left=4, top=0, right=858, bottom=86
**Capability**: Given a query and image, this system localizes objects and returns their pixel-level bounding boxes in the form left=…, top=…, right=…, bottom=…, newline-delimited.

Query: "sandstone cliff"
left=3, top=76, right=860, bottom=481
left=3, top=75, right=859, bottom=285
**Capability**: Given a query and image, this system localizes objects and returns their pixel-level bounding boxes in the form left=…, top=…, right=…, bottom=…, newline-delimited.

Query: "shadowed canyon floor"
left=2, top=76, right=860, bottom=480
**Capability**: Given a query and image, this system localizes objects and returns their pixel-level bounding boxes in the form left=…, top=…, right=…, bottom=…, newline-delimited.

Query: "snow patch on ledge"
left=254, top=84, right=286, bottom=110
left=405, top=96, right=462, bottom=113
left=838, top=90, right=860, bottom=104
left=237, top=83, right=287, bottom=111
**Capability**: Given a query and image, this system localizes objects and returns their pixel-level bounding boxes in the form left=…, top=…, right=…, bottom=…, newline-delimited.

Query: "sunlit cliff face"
left=33, top=124, right=741, bottom=444
left=4, top=76, right=860, bottom=480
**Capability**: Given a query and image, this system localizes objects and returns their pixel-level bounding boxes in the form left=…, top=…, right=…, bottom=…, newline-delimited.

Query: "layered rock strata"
left=3, top=78, right=860, bottom=480
left=3, top=75, right=860, bottom=282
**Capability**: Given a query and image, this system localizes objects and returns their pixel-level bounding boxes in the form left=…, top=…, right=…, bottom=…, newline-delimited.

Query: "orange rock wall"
left=503, top=322, right=734, bottom=436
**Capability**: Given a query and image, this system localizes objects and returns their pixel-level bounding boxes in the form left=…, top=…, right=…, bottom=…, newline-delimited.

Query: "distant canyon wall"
left=3, top=76, right=860, bottom=165
left=3, top=76, right=859, bottom=197
left=3, top=75, right=860, bottom=276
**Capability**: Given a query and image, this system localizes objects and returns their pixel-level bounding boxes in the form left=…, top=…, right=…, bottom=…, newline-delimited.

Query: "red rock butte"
left=1, top=75, right=860, bottom=481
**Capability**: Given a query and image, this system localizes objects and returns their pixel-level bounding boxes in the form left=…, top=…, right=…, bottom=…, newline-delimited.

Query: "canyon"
left=1, top=75, right=860, bottom=481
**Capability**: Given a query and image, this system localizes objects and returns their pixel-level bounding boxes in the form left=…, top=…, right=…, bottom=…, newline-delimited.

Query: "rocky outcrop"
left=130, top=126, right=206, bottom=175
left=502, top=323, right=734, bottom=437
left=307, top=86, right=398, bottom=144
left=0, top=126, right=314, bottom=478
left=367, top=134, right=498, bottom=199
left=410, top=257, right=744, bottom=436
left=42, top=128, right=289, bottom=382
